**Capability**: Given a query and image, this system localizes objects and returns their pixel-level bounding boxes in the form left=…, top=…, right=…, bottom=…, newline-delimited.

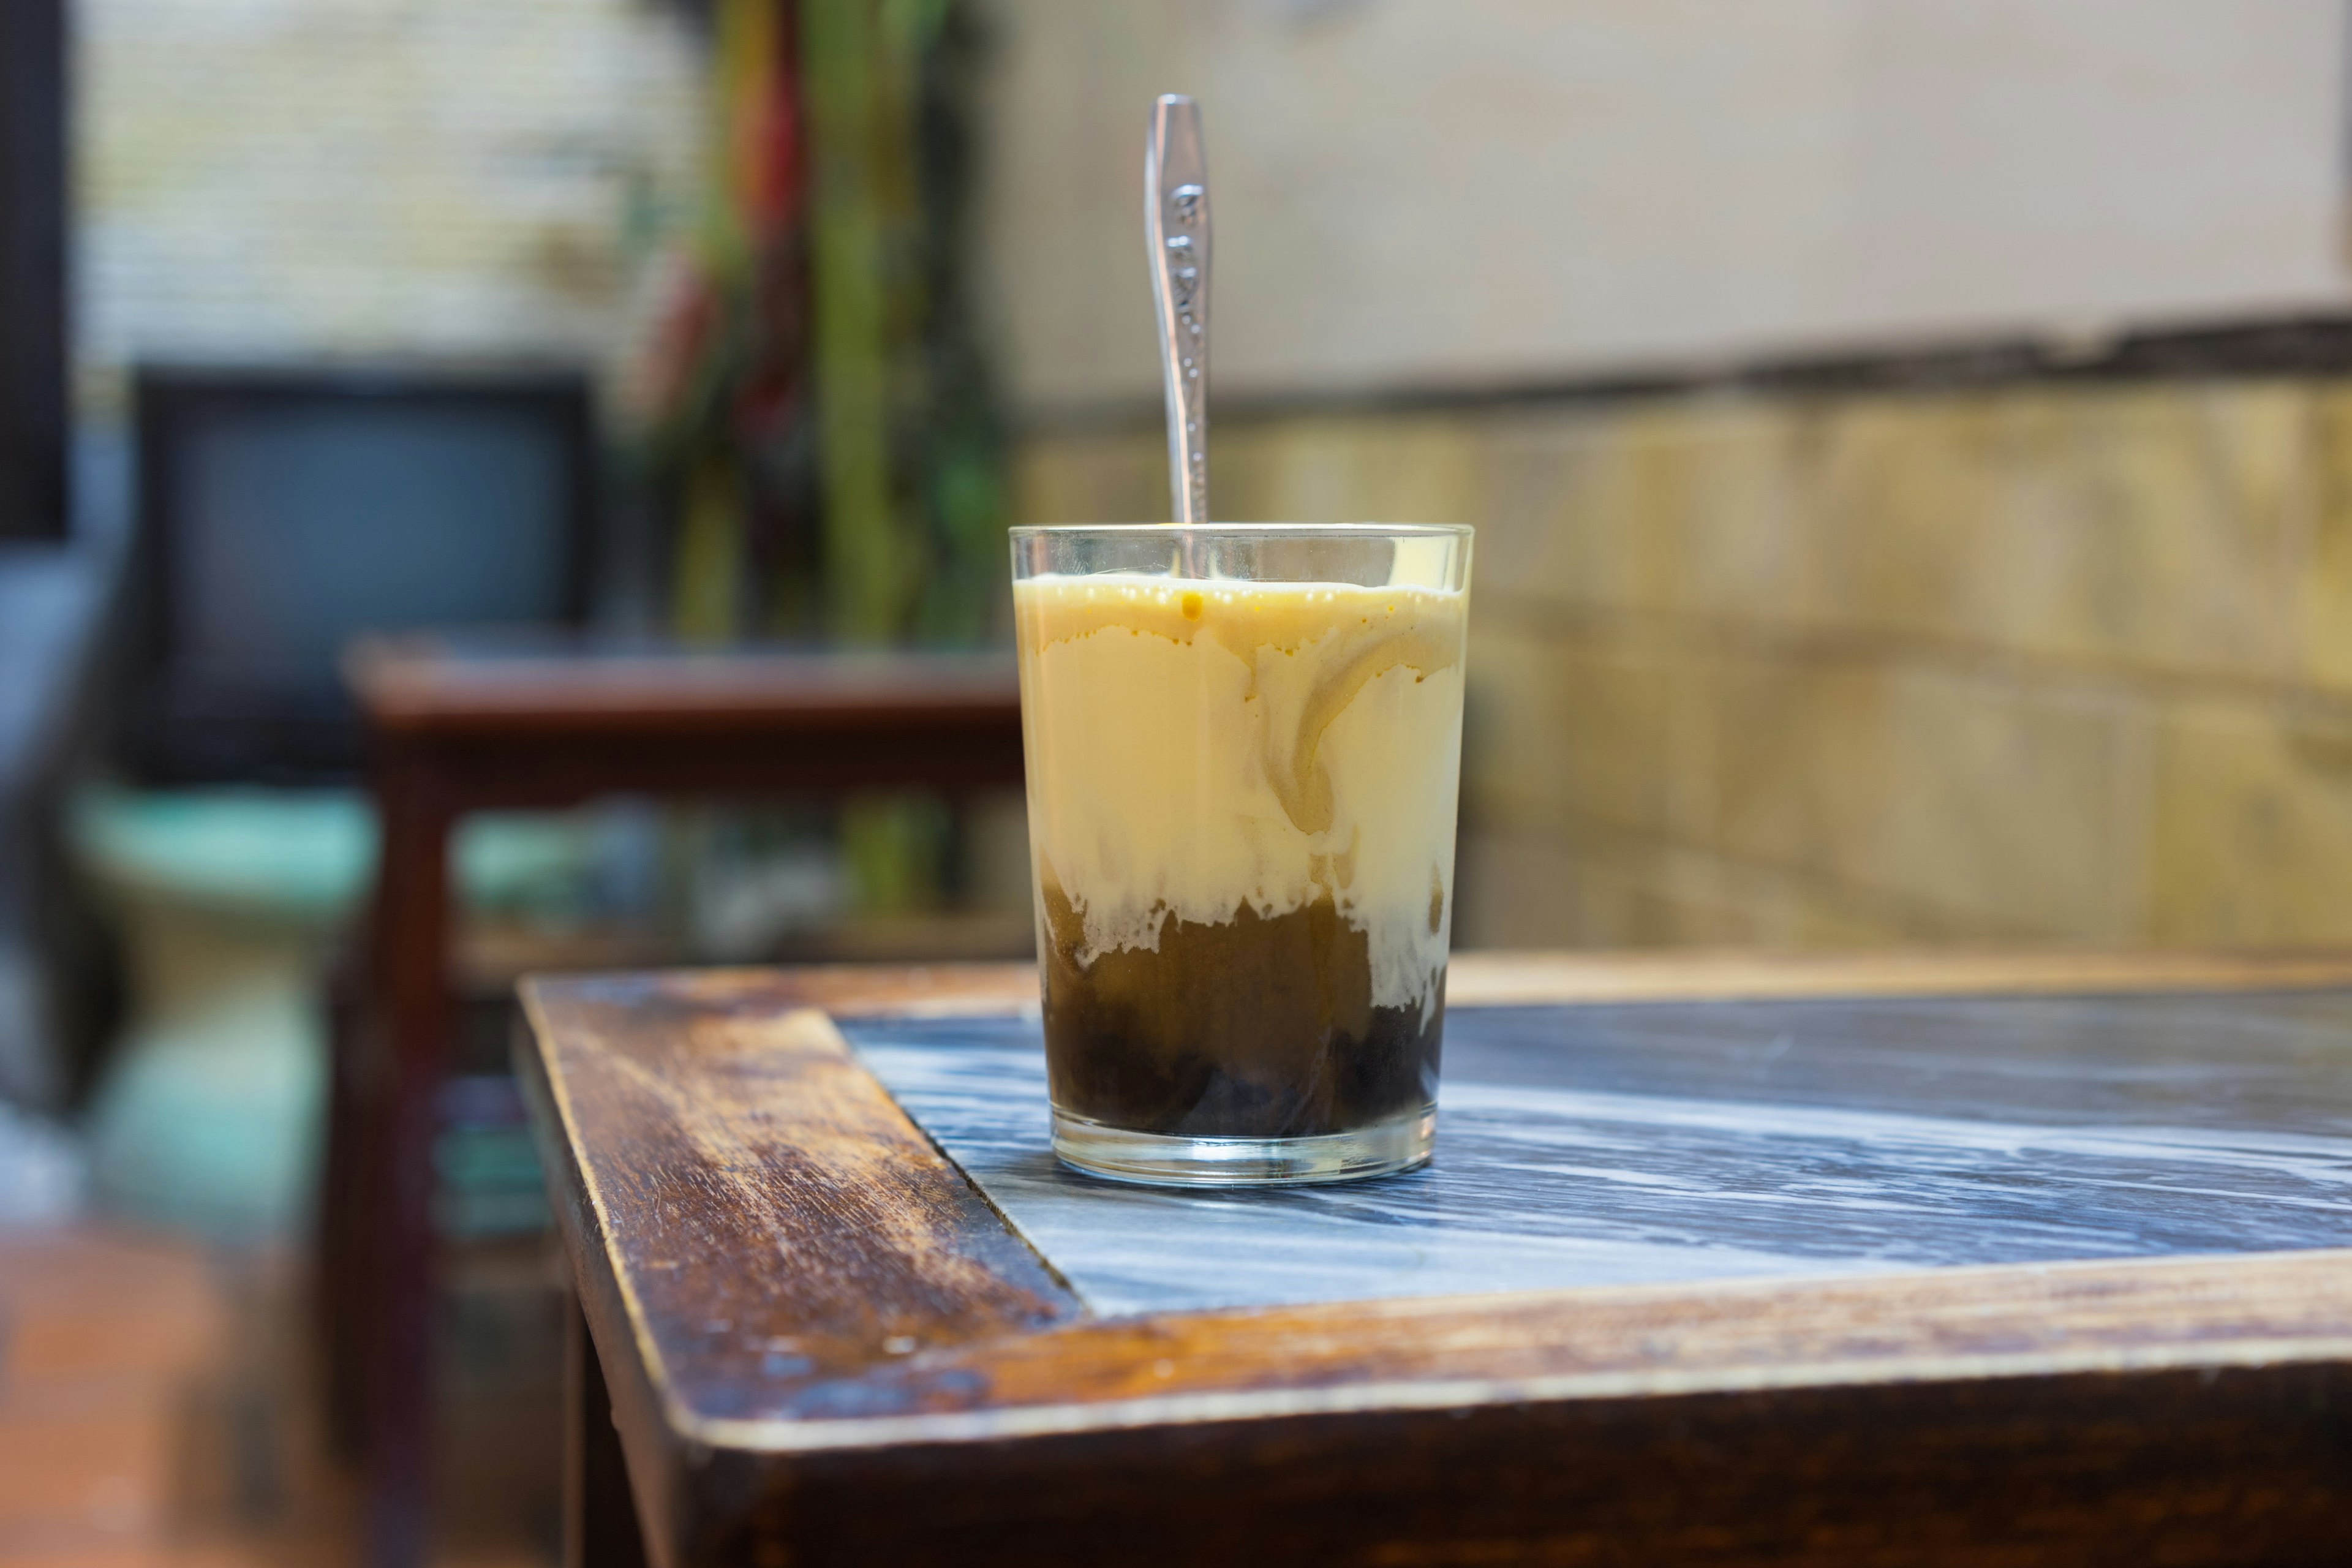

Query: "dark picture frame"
left=0, top=0, right=69, bottom=542
left=126, top=365, right=599, bottom=783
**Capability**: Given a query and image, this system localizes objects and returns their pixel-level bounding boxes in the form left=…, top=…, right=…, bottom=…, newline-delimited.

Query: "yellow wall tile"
left=1458, top=823, right=1771, bottom=949
left=1455, top=826, right=1589, bottom=949
left=1479, top=408, right=1672, bottom=616
left=1812, top=396, right=2010, bottom=644
left=1009, top=432, right=1162, bottom=526
left=2295, top=386, right=2352, bottom=690
left=1464, top=616, right=1714, bottom=843
left=1218, top=415, right=1485, bottom=526
left=1457, top=820, right=1964, bottom=951
left=2145, top=699, right=2352, bottom=944
left=1534, top=637, right=1687, bottom=837
left=1460, top=622, right=1572, bottom=829
left=1672, top=399, right=1831, bottom=625
left=1985, top=386, right=2301, bottom=678
left=1697, top=655, right=2143, bottom=938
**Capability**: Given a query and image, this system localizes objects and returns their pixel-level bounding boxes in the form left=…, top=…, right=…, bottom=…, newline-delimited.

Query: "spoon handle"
left=1146, top=94, right=1210, bottom=524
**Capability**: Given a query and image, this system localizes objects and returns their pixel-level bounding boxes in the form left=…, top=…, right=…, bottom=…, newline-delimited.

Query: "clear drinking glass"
left=1010, top=523, right=1474, bottom=1185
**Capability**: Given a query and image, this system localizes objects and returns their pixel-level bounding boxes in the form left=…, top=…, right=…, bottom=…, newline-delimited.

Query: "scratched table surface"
left=848, top=990, right=2352, bottom=1318
left=519, top=954, right=2352, bottom=1568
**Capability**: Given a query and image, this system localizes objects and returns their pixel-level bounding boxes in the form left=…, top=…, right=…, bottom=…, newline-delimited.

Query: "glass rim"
left=1009, top=521, right=1473, bottom=540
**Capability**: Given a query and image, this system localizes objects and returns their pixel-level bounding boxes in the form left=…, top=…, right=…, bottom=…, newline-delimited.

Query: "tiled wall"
left=1012, top=381, right=2352, bottom=950
left=75, top=0, right=706, bottom=410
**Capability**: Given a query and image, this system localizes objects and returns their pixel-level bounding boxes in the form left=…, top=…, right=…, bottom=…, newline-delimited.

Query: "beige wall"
left=975, top=0, right=2349, bottom=411
left=75, top=0, right=707, bottom=410
left=1015, top=379, right=2352, bottom=950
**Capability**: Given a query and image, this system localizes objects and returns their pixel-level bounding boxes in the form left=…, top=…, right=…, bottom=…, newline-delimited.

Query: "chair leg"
left=315, top=953, right=369, bottom=1460
left=363, top=764, right=453, bottom=1568
left=567, top=1292, right=650, bottom=1568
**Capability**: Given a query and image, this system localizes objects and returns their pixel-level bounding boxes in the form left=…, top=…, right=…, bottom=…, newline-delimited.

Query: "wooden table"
left=336, top=640, right=1023, bottom=1568
left=521, top=950, right=2352, bottom=1567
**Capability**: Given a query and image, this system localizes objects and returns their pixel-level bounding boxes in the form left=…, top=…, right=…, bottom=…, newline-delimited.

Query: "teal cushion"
left=72, top=786, right=601, bottom=923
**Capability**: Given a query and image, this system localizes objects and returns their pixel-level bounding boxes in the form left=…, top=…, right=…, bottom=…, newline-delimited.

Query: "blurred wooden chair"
left=327, top=636, right=1023, bottom=1568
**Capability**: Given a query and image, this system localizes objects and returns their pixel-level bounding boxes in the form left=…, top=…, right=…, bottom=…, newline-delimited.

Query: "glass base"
left=1050, top=1107, right=1436, bottom=1188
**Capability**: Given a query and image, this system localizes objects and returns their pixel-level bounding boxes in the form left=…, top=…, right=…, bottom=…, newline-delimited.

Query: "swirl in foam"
left=1014, top=571, right=1467, bottom=1018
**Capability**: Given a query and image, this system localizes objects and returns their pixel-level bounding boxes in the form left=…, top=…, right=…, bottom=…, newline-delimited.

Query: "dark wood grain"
left=522, top=983, right=1080, bottom=1387
left=344, top=644, right=1023, bottom=810
left=518, top=976, right=1082, bottom=1564
left=865, top=1248, right=2352, bottom=1419
left=347, top=638, right=1019, bottom=738
left=697, top=1363, right=2352, bottom=1567
left=358, top=748, right=456, bottom=1568
left=524, top=959, right=2352, bottom=1567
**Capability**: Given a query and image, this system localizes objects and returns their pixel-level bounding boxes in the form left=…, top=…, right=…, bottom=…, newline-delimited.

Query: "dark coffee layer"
left=1040, top=876, right=1443, bottom=1139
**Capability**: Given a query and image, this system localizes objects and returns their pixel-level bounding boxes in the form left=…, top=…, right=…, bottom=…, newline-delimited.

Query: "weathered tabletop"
left=520, top=951, right=2352, bottom=1568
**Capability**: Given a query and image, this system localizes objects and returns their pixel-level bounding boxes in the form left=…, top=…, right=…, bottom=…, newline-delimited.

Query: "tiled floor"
left=0, top=1225, right=560, bottom=1568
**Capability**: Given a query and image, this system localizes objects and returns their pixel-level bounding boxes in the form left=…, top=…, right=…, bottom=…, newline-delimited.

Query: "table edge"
left=521, top=946, right=2352, bottom=1023
left=520, top=952, right=2352, bottom=1461
left=347, top=643, right=1021, bottom=736
left=680, top=1245, right=2352, bottom=1454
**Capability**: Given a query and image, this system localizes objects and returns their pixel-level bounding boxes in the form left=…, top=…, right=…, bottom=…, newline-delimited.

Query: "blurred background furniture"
left=339, top=638, right=1023, bottom=1568
left=72, top=368, right=601, bottom=1245
left=123, top=367, right=597, bottom=782
left=0, top=0, right=67, bottom=549
left=0, top=548, right=111, bottom=1122
left=0, top=0, right=89, bottom=1164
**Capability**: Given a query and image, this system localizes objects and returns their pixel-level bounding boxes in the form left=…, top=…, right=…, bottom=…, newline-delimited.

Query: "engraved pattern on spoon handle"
left=1146, top=94, right=1210, bottom=525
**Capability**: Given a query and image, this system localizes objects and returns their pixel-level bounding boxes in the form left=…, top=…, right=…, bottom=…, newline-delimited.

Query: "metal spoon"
left=1146, top=94, right=1210, bottom=524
